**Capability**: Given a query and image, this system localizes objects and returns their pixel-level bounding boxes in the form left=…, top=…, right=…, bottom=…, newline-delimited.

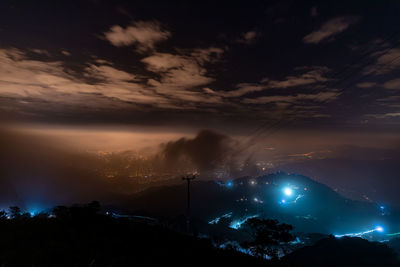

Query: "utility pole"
left=182, top=174, right=196, bottom=233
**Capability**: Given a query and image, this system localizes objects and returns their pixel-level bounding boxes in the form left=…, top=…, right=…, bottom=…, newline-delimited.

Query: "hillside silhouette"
left=0, top=202, right=265, bottom=267
left=281, top=236, right=399, bottom=267
left=118, top=172, right=397, bottom=234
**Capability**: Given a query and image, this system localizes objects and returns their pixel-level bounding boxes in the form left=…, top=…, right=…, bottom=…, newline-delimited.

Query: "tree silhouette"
left=242, top=217, right=294, bottom=259
left=87, top=200, right=100, bottom=215
left=52, top=205, right=70, bottom=220
left=217, top=216, right=232, bottom=228
left=8, top=206, right=21, bottom=219
left=0, top=210, right=6, bottom=220
left=282, top=236, right=400, bottom=266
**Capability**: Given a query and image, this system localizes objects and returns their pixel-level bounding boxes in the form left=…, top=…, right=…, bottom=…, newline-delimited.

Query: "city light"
left=208, top=212, right=233, bottom=224
left=335, top=225, right=385, bottom=238
left=229, top=215, right=259, bottom=229
left=283, top=187, right=293, bottom=196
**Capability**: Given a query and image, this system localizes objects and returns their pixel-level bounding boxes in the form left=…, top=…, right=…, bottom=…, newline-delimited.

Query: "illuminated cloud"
left=356, top=82, right=376, bottom=88
left=303, top=16, right=359, bottom=44
left=84, top=64, right=136, bottom=82
left=384, top=113, right=400, bottom=117
left=61, top=50, right=71, bottom=56
left=103, top=21, right=171, bottom=53
left=0, top=46, right=226, bottom=116
left=383, top=78, right=400, bottom=90
left=222, top=66, right=330, bottom=97
left=242, top=91, right=338, bottom=104
left=363, top=48, right=400, bottom=75
left=141, top=48, right=224, bottom=103
left=0, top=48, right=167, bottom=108
left=30, top=49, right=51, bottom=56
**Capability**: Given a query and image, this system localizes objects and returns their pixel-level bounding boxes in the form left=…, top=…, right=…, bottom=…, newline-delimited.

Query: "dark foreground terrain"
left=0, top=202, right=399, bottom=267
left=0, top=203, right=264, bottom=267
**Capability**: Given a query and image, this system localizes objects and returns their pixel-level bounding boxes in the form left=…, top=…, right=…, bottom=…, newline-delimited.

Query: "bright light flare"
left=376, top=226, right=384, bottom=232
left=283, top=187, right=293, bottom=196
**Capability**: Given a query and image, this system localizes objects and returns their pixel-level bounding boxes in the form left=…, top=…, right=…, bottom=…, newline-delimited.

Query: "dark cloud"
left=161, top=130, right=237, bottom=176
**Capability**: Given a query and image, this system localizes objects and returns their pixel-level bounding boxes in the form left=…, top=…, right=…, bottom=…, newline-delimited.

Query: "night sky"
left=0, top=0, right=399, bottom=208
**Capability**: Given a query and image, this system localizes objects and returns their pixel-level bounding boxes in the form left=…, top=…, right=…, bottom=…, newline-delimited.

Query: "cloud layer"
left=104, top=21, right=171, bottom=53
left=303, top=16, right=359, bottom=44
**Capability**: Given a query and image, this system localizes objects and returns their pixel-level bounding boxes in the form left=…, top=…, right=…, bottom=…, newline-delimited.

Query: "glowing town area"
left=3, top=172, right=399, bottom=246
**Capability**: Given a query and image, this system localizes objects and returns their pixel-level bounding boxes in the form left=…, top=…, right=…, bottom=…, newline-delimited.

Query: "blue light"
left=226, top=181, right=233, bottom=187
left=229, top=215, right=259, bottom=229
left=380, top=206, right=385, bottom=210
left=335, top=225, right=385, bottom=238
left=28, top=209, right=40, bottom=217
left=208, top=212, right=233, bottom=224
left=283, top=187, right=293, bottom=196
left=281, top=199, right=286, bottom=204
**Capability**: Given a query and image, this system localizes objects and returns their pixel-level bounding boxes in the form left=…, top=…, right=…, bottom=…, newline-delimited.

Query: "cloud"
left=385, top=113, right=400, bottom=117
left=141, top=47, right=224, bottom=103
left=242, top=91, right=338, bottom=104
left=237, top=30, right=259, bottom=44
left=61, top=50, right=71, bottom=56
left=0, top=46, right=228, bottom=118
left=366, top=112, right=400, bottom=119
left=103, top=21, right=170, bottom=53
left=31, top=49, right=51, bottom=56
left=159, top=129, right=253, bottom=177
left=0, top=48, right=169, bottom=109
left=356, top=82, right=376, bottom=88
left=161, top=130, right=232, bottom=172
left=377, top=95, right=400, bottom=107
left=221, top=66, right=330, bottom=97
left=383, top=78, right=400, bottom=90
left=303, top=16, right=359, bottom=44
left=84, top=64, right=136, bottom=82
left=364, top=48, right=400, bottom=75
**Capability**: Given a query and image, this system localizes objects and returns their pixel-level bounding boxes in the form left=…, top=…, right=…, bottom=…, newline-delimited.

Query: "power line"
left=240, top=32, right=400, bottom=149
left=182, top=174, right=196, bottom=233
